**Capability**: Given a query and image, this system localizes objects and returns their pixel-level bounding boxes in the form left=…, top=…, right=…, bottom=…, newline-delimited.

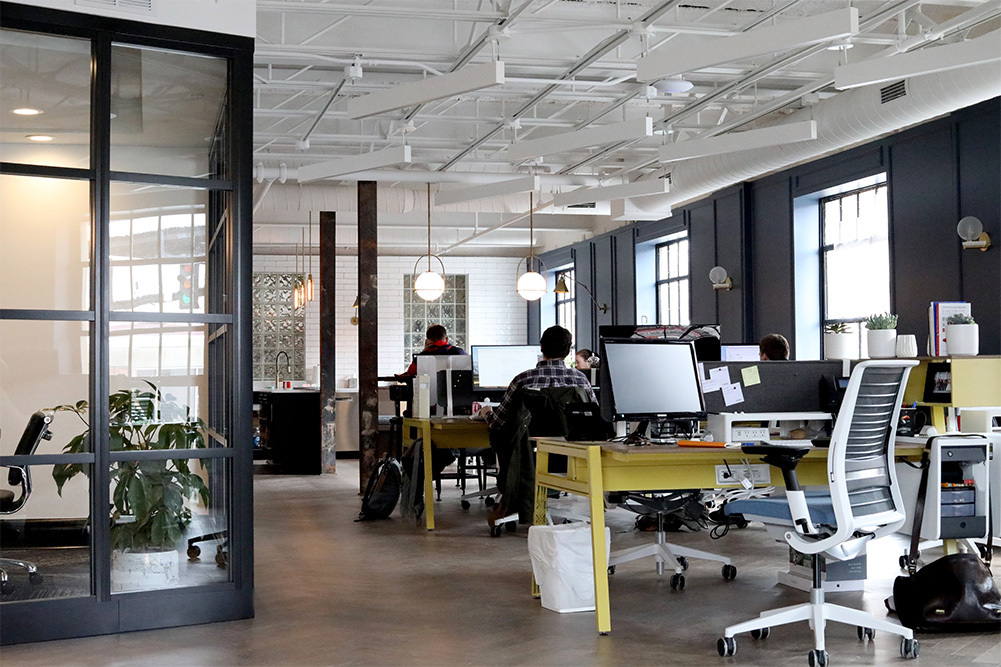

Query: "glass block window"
left=252, top=273, right=305, bottom=382
left=402, top=274, right=468, bottom=365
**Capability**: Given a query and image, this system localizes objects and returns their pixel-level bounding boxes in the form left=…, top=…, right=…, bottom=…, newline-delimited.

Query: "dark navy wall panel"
left=613, top=228, right=636, bottom=324
left=592, top=236, right=614, bottom=337
left=889, top=126, right=961, bottom=353
left=956, top=105, right=1001, bottom=354
left=689, top=204, right=718, bottom=326
left=750, top=176, right=795, bottom=346
left=575, top=239, right=595, bottom=351
left=714, top=189, right=746, bottom=342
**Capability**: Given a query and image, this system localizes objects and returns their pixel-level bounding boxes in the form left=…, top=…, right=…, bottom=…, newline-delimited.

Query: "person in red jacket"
left=396, top=324, right=467, bottom=378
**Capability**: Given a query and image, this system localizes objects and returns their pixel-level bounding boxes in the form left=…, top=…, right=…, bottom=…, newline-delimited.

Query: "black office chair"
left=1, top=411, right=53, bottom=594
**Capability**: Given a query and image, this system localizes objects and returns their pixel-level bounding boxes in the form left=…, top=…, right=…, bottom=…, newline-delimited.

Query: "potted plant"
left=50, top=381, right=208, bottom=592
left=945, top=313, right=979, bottom=356
left=864, top=312, right=898, bottom=358
left=823, top=322, right=855, bottom=360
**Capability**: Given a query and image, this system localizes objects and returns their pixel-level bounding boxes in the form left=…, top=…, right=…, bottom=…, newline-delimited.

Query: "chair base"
left=0, top=557, right=43, bottom=594
left=609, top=511, right=732, bottom=583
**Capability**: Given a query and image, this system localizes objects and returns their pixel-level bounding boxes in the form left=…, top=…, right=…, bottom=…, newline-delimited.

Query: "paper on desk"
left=722, top=382, right=744, bottom=406
left=741, top=365, right=761, bottom=387
left=703, top=366, right=730, bottom=393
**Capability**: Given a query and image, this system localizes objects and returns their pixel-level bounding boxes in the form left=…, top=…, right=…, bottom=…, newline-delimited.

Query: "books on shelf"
left=928, top=301, right=971, bottom=356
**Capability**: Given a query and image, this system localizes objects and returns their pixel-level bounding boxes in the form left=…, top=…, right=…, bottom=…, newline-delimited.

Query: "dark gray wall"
left=537, top=97, right=1001, bottom=355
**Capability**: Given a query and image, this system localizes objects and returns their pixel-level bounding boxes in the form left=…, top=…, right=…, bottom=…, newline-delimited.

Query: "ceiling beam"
left=295, top=146, right=412, bottom=182
left=553, top=179, right=669, bottom=207
left=658, top=120, right=817, bottom=163
left=345, top=62, right=505, bottom=119
left=508, top=117, right=653, bottom=162
left=434, top=176, right=541, bottom=206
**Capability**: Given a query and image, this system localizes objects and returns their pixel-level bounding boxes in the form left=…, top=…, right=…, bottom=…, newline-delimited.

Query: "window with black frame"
left=554, top=267, right=576, bottom=345
left=820, top=182, right=890, bottom=359
left=655, top=231, right=690, bottom=325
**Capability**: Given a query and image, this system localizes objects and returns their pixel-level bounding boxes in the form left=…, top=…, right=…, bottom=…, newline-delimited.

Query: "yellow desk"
left=402, top=417, right=490, bottom=531
left=531, top=438, right=926, bottom=635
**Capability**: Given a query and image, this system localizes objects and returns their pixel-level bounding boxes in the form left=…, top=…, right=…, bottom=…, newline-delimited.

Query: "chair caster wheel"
left=900, top=638, right=919, bottom=659
left=750, top=627, right=770, bottom=639
left=677, top=556, right=689, bottom=570
left=717, top=637, right=737, bottom=657
left=215, top=547, right=228, bottom=568
left=188, top=545, right=201, bottom=560
left=0, top=580, right=13, bottom=595
left=607, top=565, right=616, bottom=575
left=857, top=626, right=875, bottom=641
left=722, top=564, right=737, bottom=581
left=670, top=573, right=685, bottom=590
left=484, top=496, right=495, bottom=507
left=898, top=554, right=907, bottom=569
left=490, top=526, right=502, bottom=537
left=505, top=521, right=516, bottom=533
left=808, top=649, right=828, bottom=667
left=28, top=572, right=43, bottom=585
left=461, top=500, right=471, bottom=510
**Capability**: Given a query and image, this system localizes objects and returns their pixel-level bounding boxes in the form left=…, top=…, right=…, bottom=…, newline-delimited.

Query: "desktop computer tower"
left=436, top=369, right=474, bottom=416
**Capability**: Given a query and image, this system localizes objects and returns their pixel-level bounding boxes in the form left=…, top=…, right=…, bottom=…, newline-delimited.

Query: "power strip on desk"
left=716, top=463, right=771, bottom=487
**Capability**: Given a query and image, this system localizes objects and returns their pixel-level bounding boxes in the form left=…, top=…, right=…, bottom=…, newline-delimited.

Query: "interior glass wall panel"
left=109, top=44, right=228, bottom=179
left=0, top=463, right=92, bottom=601
left=0, top=175, right=91, bottom=311
left=0, top=29, right=91, bottom=169
left=0, top=318, right=91, bottom=457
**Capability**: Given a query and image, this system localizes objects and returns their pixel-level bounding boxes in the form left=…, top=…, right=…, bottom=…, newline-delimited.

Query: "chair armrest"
left=741, top=442, right=816, bottom=535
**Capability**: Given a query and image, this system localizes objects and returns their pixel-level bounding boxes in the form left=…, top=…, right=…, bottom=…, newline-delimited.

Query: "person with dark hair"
left=575, top=348, right=593, bottom=370
left=479, top=325, right=595, bottom=431
left=759, top=333, right=790, bottom=361
left=397, top=323, right=466, bottom=378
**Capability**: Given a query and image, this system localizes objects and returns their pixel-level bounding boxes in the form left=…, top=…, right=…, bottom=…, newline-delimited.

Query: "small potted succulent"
left=864, top=312, right=898, bottom=359
left=823, top=322, right=855, bottom=360
left=945, top=313, right=978, bottom=356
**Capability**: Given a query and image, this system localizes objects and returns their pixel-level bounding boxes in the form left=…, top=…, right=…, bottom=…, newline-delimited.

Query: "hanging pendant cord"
left=427, top=183, right=432, bottom=272
left=529, top=190, right=535, bottom=270
left=308, top=211, right=312, bottom=275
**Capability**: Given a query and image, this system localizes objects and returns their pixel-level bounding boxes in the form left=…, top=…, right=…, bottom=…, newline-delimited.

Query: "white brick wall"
left=253, top=254, right=528, bottom=387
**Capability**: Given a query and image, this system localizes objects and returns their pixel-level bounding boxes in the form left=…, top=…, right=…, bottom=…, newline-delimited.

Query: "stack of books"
left=928, top=301, right=971, bottom=356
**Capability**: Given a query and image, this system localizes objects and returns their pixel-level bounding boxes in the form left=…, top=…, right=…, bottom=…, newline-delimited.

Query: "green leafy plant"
left=865, top=312, right=898, bottom=330
left=50, top=381, right=208, bottom=553
left=946, top=313, right=975, bottom=325
left=824, top=322, right=849, bottom=334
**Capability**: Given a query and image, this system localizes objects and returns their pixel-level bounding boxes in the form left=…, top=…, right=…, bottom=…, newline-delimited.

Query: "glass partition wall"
left=0, top=5, right=253, bottom=643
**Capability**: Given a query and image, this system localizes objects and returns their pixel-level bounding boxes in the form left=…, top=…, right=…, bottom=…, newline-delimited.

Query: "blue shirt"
left=485, top=359, right=597, bottom=431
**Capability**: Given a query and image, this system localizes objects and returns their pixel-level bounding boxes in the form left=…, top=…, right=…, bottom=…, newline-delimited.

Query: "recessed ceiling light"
left=11, top=107, right=43, bottom=116
left=26, top=134, right=54, bottom=142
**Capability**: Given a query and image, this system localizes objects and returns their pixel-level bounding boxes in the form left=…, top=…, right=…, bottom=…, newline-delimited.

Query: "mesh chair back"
left=828, top=361, right=916, bottom=534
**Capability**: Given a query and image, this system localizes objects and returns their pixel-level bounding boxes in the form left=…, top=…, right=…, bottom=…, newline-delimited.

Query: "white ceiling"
left=251, top=1, right=1000, bottom=256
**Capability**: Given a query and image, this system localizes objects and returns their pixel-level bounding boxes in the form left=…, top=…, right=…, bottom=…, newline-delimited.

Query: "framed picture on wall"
left=922, top=361, right=952, bottom=403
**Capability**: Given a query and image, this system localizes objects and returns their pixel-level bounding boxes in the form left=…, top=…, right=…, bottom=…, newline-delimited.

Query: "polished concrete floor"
left=4, top=460, right=999, bottom=666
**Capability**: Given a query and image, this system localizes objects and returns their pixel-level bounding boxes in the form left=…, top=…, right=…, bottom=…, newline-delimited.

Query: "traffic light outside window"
left=176, top=264, right=196, bottom=308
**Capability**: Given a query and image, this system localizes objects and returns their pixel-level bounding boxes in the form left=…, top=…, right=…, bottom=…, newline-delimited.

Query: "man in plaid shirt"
left=481, top=325, right=596, bottom=431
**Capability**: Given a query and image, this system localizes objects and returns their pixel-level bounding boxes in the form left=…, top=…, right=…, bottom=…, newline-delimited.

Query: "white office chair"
left=717, top=360, right=919, bottom=666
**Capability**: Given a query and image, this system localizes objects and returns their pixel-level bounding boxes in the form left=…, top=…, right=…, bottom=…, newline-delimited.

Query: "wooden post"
left=358, top=181, right=379, bottom=492
left=319, top=211, right=337, bottom=473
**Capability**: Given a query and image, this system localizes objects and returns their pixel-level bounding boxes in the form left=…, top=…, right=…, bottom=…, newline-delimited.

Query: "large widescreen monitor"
left=471, top=345, right=540, bottom=389
left=599, top=338, right=706, bottom=422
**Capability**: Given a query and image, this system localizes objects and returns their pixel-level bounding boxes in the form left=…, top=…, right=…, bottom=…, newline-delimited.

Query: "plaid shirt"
left=485, top=359, right=597, bottom=431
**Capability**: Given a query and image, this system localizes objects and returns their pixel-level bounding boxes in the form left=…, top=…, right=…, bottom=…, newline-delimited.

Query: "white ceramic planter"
left=111, top=549, right=180, bottom=592
left=945, top=323, right=979, bottom=356
left=824, top=332, right=855, bottom=360
left=867, top=329, right=897, bottom=358
left=895, top=334, right=919, bottom=358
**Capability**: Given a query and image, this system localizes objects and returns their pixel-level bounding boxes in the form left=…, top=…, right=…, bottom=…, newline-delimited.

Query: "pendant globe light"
left=516, top=191, right=547, bottom=301
left=413, top=183, right=445, bottom=301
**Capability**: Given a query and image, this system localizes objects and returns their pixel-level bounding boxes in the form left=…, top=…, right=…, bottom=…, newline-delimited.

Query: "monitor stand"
left=623, top=420, right=650, bottom=445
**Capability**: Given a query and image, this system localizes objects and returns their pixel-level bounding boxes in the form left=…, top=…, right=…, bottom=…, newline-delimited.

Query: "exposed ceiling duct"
left=633, top=59, right=1001, bottom=213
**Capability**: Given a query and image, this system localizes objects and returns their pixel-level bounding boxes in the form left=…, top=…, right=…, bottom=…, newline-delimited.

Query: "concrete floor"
left=3, top=460, right=999, bottom=666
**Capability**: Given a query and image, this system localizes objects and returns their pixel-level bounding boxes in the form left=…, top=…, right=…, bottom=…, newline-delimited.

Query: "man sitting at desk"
left=759, top=333, right=790, bottom=361
left=478, top=326, right=596, bottom=524
left=396, top=324, right=467, bottom=378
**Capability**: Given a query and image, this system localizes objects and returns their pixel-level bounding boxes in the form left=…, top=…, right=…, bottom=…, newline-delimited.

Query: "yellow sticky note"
left=741, top=365, right=761, bottom=387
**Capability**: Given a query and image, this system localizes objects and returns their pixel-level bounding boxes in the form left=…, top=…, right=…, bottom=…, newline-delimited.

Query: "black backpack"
left=358, top=457, right=403, bottom=521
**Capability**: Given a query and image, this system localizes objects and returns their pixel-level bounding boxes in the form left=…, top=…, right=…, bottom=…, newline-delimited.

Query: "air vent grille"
left=880, top=80, right=907, bottom=104
left=76, top=0, right=154, bottom=14
left=567, top=202, right=597, bottom=209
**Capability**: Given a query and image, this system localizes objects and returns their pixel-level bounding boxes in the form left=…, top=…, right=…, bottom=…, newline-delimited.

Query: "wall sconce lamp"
left=350, top=296, right=359, bottom=326
left=516, top=191, right=547, bottom=301
left=958, top=216, right=991, bottom=251
left=553, top=276, right=609, bottom=314
left=709, top=266, right=732, bottom=291
left=413, top=183, right=446, bottom=301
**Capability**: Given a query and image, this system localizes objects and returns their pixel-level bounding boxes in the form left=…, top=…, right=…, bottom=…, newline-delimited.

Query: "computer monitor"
left=470, top=345, right=540, bottom=389
left=721, top=345, right=761, bottom=362
left=598, top=338, right=706, bottom=424
left=415, top=355, right=472, bottom=416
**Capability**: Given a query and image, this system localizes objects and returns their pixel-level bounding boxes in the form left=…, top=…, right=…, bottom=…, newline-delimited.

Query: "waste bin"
left=527, top=523, right=611, bottom=613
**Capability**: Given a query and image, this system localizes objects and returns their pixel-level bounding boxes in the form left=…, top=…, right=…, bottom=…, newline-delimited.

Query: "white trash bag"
left=528, top=523, right=611, bottom=613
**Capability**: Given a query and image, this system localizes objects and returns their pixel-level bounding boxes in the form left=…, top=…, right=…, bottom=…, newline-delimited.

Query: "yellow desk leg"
left=586, top=445, right=611, bottom=635
left=531, top=448, right=550, bottom=598
left=930, top=406, right=947, bottom=433
left=423, top=422, right=435, bottom=531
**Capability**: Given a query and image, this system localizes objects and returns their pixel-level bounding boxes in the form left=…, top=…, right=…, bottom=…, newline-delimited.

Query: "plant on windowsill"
left=864, top=312, right=898, bottom=359
left=945, top=313, right=979, bottom=356
left=50, top=381, right=209, bottom=592
left=823, top=322, right=855, bottom=361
